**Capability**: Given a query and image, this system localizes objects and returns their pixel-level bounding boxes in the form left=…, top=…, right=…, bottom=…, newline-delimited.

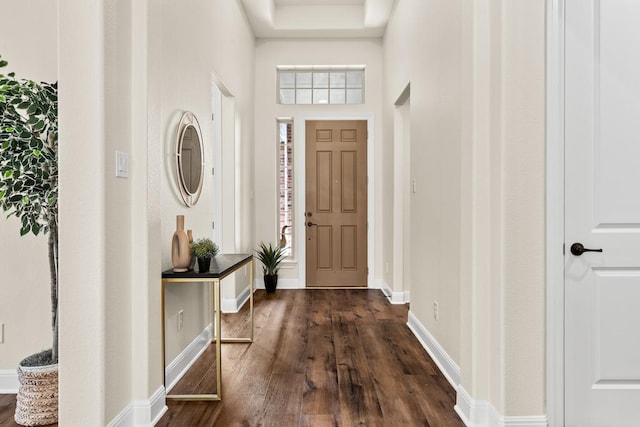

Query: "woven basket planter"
left=14, top=363, right=58, bottom=426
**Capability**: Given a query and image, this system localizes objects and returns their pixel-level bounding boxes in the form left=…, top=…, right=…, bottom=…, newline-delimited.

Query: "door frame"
left=294, top=113, right=376, bottom=288
left=546, top=0, right=566, bottom=425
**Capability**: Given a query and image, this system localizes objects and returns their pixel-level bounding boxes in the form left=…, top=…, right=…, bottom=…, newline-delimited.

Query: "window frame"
left=277, top=66, right=365, bottom=105
left=277, top=118, right=295, bottom=261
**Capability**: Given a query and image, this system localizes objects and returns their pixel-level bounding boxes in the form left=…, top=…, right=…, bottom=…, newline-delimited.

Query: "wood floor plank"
left=333, top=312, right=384, bottom=427
left=406, top=374, right=465, bottom=427
left=257, top=372, right=305, bottom=425
left=301, top=291, right=340, bottom=417
left=300, top=414, right=338, bottom=427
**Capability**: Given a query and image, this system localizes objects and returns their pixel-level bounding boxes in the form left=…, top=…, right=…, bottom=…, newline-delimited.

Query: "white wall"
left=0, top=0, right=58, bottom=377
left=383, top=0, right=463, bottom=366
left=57, top=0, right=255, bottom=423
left=384, top=0, right=546, bottom=419
left=253, top=38, right=383, bottom=286
left=156, top=0, right=255, bottom=371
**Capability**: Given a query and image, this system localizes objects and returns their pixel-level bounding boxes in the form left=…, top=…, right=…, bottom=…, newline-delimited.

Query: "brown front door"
left=305, top=120, right=367, bottom=287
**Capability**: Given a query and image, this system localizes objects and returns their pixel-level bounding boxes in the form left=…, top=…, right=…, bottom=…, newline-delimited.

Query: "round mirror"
left=175, top=112, right=205, bottom=206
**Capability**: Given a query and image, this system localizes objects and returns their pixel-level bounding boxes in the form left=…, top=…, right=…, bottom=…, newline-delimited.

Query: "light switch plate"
left=116, top=151, right=128, bottom=178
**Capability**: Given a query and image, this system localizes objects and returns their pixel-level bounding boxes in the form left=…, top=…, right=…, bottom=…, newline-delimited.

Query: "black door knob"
left=570, top=243, right=603, bottom=256
left=307, top=222, right=318, bottom=227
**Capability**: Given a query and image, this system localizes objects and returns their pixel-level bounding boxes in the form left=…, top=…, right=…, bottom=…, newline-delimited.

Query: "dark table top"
left=161, top=253, right=253, bottom=279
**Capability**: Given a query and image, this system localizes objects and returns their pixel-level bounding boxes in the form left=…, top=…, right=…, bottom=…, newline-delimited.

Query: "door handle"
left=570, top=243, right=603, bottom=256
left=307, top=222, right=318, bottom=227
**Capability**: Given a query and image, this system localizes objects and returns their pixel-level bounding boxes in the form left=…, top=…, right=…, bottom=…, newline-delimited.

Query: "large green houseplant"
left=0, top=55, right=59, bottom=425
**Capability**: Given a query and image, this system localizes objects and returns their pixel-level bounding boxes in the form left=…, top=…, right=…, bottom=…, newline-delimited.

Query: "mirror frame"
left=175, top=111, right=205, bottom=207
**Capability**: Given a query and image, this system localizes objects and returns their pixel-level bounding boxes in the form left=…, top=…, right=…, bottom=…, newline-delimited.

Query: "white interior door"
left=565, top=1, right=640, bottom=425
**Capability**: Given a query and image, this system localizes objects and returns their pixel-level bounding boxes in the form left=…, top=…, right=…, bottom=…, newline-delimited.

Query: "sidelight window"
left=278, top=119, right=294, bottom=257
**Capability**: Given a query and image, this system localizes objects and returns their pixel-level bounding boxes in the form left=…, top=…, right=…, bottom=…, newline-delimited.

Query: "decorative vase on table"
left=187, top=230, right=195, bottom=270
left=171, top=215, right=192, bottom=272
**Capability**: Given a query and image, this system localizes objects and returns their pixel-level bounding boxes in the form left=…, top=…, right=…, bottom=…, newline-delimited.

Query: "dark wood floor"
left=0, top=394, right=57, bottom=427
left=159, top=289, right=464, bottom=427
left=0, top=289, right=463, bottom=427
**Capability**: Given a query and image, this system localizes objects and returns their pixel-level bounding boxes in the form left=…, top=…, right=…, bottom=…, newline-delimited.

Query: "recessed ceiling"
left=239, top=0, right=397, bottom=38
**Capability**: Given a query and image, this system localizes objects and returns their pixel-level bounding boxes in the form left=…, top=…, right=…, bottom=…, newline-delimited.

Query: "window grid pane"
left=313, top=89, right=329, bottom=104
left=280, top=72, right=296, bottom=89
left=346, top=71, right=363, bottom=88
left=296, top=72, right=312, bottom=88
left=313, top=72, right=329, bottom=88
left=280, top=89, right=295, bottom=104
left=277, top=69, right=364, bottom=105
left=329, top=88, right=346, bottom=104
left=346, top=89, right=362, bottom=104
left=297, top=89, right=312, bottom=104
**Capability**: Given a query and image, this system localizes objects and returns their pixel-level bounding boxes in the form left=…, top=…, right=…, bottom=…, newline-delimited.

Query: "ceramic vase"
left=187, top=230, right=195, bottom=270
left=171, top=215, right=191, bottom=272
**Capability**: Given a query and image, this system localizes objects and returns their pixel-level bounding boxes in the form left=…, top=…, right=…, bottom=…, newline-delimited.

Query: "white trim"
left=455, top=385, right=549, bottom=427
left=107, top=386, right=167, bottom=427
left=546, top=1, right=565, bottom=426
left=393, top=84, right=411, bottom=310
left=0, top=369, right=18, bottom=393
left=165, top=324, right=212, bottom=392
left=455, top=385, right=488, bottom=426
left=406, top=310, right=460, bottom=388
left=211, top=81, right=223, bottom=248
left=295, top=113, right=376, bottom=288
left=380, top=280, right=410, bottom=304
left=134, top=386, right=167, bottom=426
left=221, top=285, right=251, bottom=313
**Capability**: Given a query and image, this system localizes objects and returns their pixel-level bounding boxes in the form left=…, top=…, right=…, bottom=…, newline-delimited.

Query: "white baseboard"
left=254, top=277, right=302, bottom=289
left=221, top=285, right=251, bottom=313
left=165, top=324, right=212, bottom=392
left=455, top=385, right=548, bottom=427
left=107, top=385, right=167, bottom=427
left=406, top=310, right=460, bottom=388
left=380, top=281, right=410, bottom=304
left=455, top=385, right=488, bottom=426
left=0, top=369, right=18, bottom=393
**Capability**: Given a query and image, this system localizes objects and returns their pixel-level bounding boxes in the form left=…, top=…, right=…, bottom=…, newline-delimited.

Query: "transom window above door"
left=277, top=66, right=365, bottom=105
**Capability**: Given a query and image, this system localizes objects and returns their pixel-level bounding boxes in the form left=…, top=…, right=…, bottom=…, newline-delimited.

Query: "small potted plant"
left=191, top=238, right=219, bottom=272
left=256, top=241, right=286, bottom=293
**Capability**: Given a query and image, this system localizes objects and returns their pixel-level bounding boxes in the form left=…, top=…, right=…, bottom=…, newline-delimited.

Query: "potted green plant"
left=256, top=241, right=286, bottom=293
left=191, top=237, right=219, bottom=272
left=0, top=55, right=59, bottom=425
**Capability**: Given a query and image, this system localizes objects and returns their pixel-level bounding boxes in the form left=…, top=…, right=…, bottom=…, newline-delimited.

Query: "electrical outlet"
left=178, top=310, right=184, bottom=331
left=433, top=301, right=439, bottom=321
left=0, top=323, right=4, bottom=344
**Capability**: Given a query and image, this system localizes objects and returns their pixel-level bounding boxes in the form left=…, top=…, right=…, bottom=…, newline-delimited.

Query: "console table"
left=161, top=253, right=254, bottom=401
